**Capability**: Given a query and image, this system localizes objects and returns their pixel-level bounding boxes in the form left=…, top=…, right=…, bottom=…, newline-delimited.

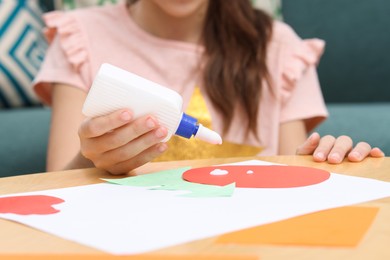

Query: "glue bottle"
left=82, top=63, right=222, bottom=145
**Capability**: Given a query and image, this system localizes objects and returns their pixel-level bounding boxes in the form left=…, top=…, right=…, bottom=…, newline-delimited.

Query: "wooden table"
left=0, top=156, right=389, bottom=259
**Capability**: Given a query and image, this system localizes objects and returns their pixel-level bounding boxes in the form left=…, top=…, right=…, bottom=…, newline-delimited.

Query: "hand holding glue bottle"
left=82, top=63, right=222, bottom=145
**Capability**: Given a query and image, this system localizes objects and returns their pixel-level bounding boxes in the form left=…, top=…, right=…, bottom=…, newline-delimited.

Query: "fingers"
left=104, top=143, right=168, bottom=175
left=347, top=142, right=372, bottom=162
left=326, top=135, right=353, bottom=164
left=296, top=132, right=321, bottom=155
left=89, top=115, right=165, bottom=154
left=312, top=135, right=337, bottom=162
left=94, top=125, right=168, bottom=168
left=300, top=133, right=385, bottom=164
left=79, top=109, right=133, bottom=138
left=78, top=109, right=169, bottom=174
left=348, top=144, right=385, bottom=162
left=370, top=147, right=385, bottom=157
left=296, top=133, right=353, bottom=163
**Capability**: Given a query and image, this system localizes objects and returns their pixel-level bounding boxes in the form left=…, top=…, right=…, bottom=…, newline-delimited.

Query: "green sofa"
left=282, top=0, right=390, bottom=156
left=0, top=0, right=389, bottom=177
left=0, top=107, right=50, bottom=177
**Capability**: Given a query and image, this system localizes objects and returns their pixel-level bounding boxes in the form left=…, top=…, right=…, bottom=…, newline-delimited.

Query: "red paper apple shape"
left=182, top=165, right=330, bottom=188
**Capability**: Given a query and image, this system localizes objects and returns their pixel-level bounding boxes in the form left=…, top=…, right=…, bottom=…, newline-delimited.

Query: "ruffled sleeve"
left=32, top=11, right=90, bottom=105
left=280, top=38, right=325, bottom=102
left=277, top=23, right=328, bottom=131
left=43, top=11, right=88, bottom=70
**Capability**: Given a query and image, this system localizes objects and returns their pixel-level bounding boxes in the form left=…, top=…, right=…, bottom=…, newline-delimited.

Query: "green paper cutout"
left=102, top=167, right=235, bottom=197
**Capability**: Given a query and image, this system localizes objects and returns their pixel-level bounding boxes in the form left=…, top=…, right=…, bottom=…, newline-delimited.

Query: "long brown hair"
left=203, top=0, right=272, bottom=137
left=126, top=0, right=273, bottom=137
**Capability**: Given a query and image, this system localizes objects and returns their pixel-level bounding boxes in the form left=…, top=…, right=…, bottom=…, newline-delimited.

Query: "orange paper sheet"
left=216, top=206, right=379, bottom=247
left=0, top=254, right=258, bottom=260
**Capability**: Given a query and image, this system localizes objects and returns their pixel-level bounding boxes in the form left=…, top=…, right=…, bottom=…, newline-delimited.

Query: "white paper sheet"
left=1, top=160, right=390, bottom=254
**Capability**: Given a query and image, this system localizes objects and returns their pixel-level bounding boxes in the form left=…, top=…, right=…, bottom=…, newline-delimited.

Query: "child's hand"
left=296, top=132, right=385, bottom=163
left=78, top=109, right=168, bottom=175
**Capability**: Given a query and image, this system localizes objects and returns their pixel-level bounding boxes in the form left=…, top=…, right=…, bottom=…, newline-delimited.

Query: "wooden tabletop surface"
left=0, top=156, right=389, bottom=259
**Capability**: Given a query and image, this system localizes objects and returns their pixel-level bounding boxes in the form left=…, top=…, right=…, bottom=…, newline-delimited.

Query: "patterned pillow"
left=0, top=0, right=47, bottom=108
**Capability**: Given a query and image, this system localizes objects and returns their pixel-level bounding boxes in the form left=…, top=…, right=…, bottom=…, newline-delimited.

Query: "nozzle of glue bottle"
left=176, top=113, right=222, bottom=144
left=82, top=63, right=222, bottom=145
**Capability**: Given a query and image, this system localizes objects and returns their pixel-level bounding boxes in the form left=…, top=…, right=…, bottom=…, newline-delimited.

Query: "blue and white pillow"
left=0, top=0, right=47, bottom=108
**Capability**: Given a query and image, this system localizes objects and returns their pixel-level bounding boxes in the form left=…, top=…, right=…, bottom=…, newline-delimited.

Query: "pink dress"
left=33, top=3, right=328, bottom=156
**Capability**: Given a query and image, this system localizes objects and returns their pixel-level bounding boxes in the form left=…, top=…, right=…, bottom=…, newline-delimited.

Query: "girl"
left=33, top=0, right=384, bottom=174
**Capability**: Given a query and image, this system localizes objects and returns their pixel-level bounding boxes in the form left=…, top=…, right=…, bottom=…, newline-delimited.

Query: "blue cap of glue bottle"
left=175, top=113, right=222, bottom=145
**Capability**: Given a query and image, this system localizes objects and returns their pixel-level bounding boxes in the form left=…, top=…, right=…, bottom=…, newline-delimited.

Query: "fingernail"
left=329, top=153, right=341, bottom=162
left=120, top=111, right=131, bottom=121
left=350, top=151, right=361, bottom=160
left=155, top=127, right=167, bottom=138
left=315, top=152, right=325, bottom=160
left=146, top=117, right=156, bottom=128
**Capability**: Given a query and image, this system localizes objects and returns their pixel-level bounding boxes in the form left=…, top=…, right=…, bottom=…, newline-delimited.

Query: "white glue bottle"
left=82, top=63, right=222, bottom=145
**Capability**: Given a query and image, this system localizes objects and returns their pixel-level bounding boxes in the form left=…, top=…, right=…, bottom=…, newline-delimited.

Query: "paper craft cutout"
left=216, top=206, right=379, bottom=247
left=103, top=167, right=235, bottom=197
left=183, top=165, right=331, bottom=188
left=0, top=195, right=64, bottom=215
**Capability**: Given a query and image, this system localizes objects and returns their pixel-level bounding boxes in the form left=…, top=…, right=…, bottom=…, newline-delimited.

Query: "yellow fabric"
left=154, top=87, right=262, bottom=162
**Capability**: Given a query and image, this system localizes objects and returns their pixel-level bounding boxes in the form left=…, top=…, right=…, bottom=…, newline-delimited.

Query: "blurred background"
left=0, top=0, right=389, bottom=177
